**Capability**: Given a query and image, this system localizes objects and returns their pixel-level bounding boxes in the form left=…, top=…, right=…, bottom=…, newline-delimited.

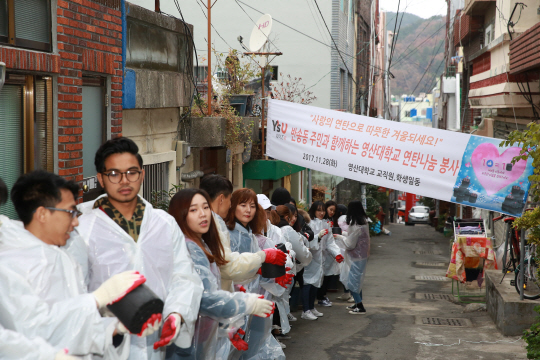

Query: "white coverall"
left=76, top=196, right=204, bottom=360
left=165, top=239, right=257, bottom=360
left=303, top=218, right=333, bottom=287
left=0, top=217, right=128, bottom=360
left=213, top=213, right=264, bottom=292
left=334, top=224, right=370, bottom=293
left=278, top=225, right=312, bottom=274
left=228, top=223, right=285, bottom=360
left=0, top=323, right=59, bottom=360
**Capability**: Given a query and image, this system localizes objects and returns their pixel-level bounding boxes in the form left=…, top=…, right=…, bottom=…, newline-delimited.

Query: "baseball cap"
left=257, top=194, right=273, bottom=210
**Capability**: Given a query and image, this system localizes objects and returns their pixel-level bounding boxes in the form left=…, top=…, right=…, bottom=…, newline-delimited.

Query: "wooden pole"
left=207, top=0, right=212, bottom=115
left=155, top=0, right=160, bottom=12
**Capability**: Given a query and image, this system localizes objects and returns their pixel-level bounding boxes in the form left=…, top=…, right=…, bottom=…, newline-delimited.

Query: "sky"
left=380, top=0, right=447, bottom=18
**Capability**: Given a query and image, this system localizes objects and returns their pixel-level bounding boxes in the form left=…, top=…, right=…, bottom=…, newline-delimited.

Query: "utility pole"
left=207, top=0, right=212, bottom=115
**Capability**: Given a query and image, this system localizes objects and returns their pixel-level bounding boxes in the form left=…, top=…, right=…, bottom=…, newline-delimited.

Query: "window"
left=348, top=73, right=353, bottom=111
left=82, top=77, right=105, bottom=179
left=0, top=74, right=53, bottom=219
left=340, top=69, right=345, bottom=109
left=270, top=66, right=279, bottom=81
left=0, top=0, right=52, bottom=52
left=194, top=66, right=208, bottom=83
left=143, top=162, right=169, bottom=202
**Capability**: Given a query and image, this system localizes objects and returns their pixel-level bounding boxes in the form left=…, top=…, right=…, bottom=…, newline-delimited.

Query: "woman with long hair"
left=333, top=200, right=370, bottom=315
left=317, top=201, right=343, bottom=307
left=225, top=189, right=288, bottom=359
left=166, top=189, right=275, bottom=360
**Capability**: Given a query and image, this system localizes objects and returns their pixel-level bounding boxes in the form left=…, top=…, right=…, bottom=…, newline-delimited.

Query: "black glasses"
left=101, top=170, right=142, bottom=184
left=44, top=207, right=82, bottom=219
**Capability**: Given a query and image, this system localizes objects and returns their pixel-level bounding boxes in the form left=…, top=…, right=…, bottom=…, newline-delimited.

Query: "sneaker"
left=349, top=303, right=366, bottom=315
left=287, top=313, right=297, bottom=322
left=346, top=303, right=356, bottom=310
left=348, top=297, right=355, bottom=303
left=311, top=308, right=324, bottom=317
left=301, top=310, right=318, bottom=320
left=275, top=333, right=291, bottom=340
left=277, top=339, right=286, bottom=349
left=318, top=299, right=332, bottom=307
left=336, top=293, right=352, bottom=301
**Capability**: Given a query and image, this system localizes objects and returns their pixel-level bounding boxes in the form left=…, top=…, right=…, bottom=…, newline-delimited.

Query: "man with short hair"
left=77, top=137, right=204, bottom=360
left=0, top=171, right=149, bottom=359
left=200, top=174, right=286, bottom=292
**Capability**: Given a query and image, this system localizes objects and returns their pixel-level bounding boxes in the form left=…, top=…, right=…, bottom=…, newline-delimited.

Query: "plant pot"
left=227, top=94, right=254, bottom=116
left=107, top=283, right=164, bottom=334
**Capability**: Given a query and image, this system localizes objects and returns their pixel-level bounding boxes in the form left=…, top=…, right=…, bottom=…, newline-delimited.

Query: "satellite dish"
left=249, top=14, right=272, bottom=52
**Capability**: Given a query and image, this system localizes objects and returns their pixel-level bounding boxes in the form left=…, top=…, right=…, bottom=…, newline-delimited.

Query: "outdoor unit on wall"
left=484, top=24, right=493, bottom=46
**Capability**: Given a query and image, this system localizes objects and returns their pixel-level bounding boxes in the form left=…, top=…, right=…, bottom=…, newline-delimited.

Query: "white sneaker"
left=287, top=313, right=297, bottom=322
left=348, top=297, right=355, bottom=303
left=311, top=308, right=323, bottom=317
left=337, top=293, right=352, bottom=301
left=301, top=310, right=318, bottom=320
left=318, top=299, right=332, bottom=307
left=277, top=339, right=286, bottom=349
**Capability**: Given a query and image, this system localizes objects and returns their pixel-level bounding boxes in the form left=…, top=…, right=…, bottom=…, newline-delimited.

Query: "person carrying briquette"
left=75, top=137, right=204, bottom=360
left=199, top=175, right=287, bottom=293
left=333, top=201, right=371, bottom=315
left=0, top=171, right=157, bottom=360
left=225, top=188, right=288, bottom=360
left=165, top=189, right=275, bottom=360
left=301, top=201, right=343, bottom=320
left=317, top=200, right=342, bottom=307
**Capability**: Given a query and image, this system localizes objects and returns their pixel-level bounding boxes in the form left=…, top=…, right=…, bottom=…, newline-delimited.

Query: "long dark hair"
left=285, top=203, right=301, bottom=231
left=324, top=200, right=337, bottom=220
left=346, top=201, right=368, bottom=226
left=308, top=201, right=325, bottom=220
left=169, top=189, right=227, bottom=266
left=333, top=204, right=347, bottom=225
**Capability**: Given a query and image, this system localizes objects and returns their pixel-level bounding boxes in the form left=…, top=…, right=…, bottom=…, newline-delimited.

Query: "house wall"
left=127, top=0, right=335, bottom=110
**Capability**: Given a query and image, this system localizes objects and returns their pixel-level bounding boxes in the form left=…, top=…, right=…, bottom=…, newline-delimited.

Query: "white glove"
left=317, top=229, right=329, bottom=239
left=153, top=313, right=182, bottom=349
left=246, top=294, right=274, bottom=317
left=333, top=234, right=345, bottom=241
left=55, top=350, right=81, bottom=360
left=93, top=270, right=146, bottom=309
left=342, top=231, right=348, bottom=236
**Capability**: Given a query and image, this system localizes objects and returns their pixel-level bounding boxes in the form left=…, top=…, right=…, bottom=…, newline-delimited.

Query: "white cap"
left=257, top=194, right=273, bottom=210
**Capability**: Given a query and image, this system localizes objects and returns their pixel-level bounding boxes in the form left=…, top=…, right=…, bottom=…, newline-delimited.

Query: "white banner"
left=267, top=100, right=534, bottom=216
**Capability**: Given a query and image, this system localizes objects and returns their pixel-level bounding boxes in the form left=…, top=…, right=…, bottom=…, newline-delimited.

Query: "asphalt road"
left=281, top=223, right=528, bottom=360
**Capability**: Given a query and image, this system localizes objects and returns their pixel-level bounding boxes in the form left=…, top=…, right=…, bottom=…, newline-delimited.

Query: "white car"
left=407, top=206, right=430, bottom=225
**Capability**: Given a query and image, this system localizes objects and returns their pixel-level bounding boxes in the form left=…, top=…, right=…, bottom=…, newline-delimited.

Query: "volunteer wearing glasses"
left=76, top=137, right=203, bottom=360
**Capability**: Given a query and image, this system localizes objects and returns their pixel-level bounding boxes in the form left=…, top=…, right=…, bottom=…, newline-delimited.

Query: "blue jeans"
left=351, top=290, right=363, bottom=304
left=302, top=284, right=318, bottom=311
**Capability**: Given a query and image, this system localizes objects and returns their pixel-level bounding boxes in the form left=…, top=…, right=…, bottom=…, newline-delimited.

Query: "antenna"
left=249, top=14, right=273, bottom=52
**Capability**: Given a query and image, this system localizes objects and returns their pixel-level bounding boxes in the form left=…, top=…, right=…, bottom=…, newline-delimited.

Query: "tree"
left=270, top=73, right=317, bottom=104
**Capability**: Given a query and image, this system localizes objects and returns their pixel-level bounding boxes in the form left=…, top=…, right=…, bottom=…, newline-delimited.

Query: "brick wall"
left=471, top=52, right=490, bottom=75
left=56, top=0, right=123, bottom=182
left=0, top=47, right=60, bottom=73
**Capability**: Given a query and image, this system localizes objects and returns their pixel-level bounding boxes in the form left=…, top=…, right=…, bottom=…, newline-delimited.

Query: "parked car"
left=407, top=206, right=430, bottom=225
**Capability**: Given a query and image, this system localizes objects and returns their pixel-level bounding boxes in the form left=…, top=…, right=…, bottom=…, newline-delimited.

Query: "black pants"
left=316, top=275, right=332, bottom=300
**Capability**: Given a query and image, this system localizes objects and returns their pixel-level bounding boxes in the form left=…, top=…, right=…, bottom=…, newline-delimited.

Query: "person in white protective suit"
left=301, top=201, right=344, bottom=321
left=164, top=189, right=275, bottom=360
left=335, top=205, right=353, bottom=302
left=0, top=177, right=80, bottom=360
left=0, top=171, right=159, bottom=360
left=267, top=204, right=312, bottom=337
left=333, top=200, right=370, bottom=315
left=199, top=175, right=287, bottom=293
left=225, top=189, right=290, bottom=360
left=75, top=137, right=204, bottom=360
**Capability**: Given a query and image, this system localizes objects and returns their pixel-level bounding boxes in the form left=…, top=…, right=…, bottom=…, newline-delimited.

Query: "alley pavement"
left=283, top=223, right=528, bottom=360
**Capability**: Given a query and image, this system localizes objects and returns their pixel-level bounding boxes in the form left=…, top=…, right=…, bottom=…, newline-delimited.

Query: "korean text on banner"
left=266, top=99, right=534, bottom=216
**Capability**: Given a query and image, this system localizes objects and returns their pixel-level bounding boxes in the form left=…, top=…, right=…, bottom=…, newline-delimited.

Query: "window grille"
left=143, top=162, right=170, bottom=203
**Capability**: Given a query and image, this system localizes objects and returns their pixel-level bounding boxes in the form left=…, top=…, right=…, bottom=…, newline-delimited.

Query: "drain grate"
left=415, top=293, right=454, bottom=301
left=418, top=317, right=472, bottom=327
left=414, top=250, right=442, bottom=255
left=415, top=262, right=447, bottom=267
left=415, top=275, right=450, bottom=281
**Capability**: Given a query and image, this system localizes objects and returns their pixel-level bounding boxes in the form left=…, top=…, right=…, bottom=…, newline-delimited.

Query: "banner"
left=267, top=100, right=535, bottom=216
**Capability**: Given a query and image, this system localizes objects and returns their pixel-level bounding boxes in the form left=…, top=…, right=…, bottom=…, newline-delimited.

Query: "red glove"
left=137, top=313, right=162, bottom=337
left=153, top=314, right=181, bottom=349
left=335, top=254, right=344, bottom=263
left=275, top=268, right=293, bottom=288
left=234, top=284, right=247, bottom=293
left=263, top=248, right=287, bottom=266
left=229, top=328, right=249, bottom=351
left=257, top=267, right=262, bottom=275
left=328, top=221, right=334, bottom=228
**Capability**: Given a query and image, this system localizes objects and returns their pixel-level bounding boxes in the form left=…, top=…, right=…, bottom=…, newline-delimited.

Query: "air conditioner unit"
left=485, top=25, right=493, bottom=46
